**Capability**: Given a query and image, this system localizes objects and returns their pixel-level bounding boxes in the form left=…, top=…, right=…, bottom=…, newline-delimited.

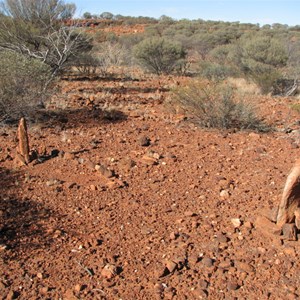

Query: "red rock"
left=101, top=264, right=117, bottom=279
left=165, top=260, right=177, bottom=273
left=227, top=281, right=239, bottom=291
left=282, top=223, right=297, bottom=241
left=63, top=152, right=75, bottom=160
left=277, top=159, right=300, bottom=227
left=95, top=164, right=114, bottom=178
left=201, top=257, right=214, bottom=267
left=139, top=135, right=151, bottom=146
left=231, top=218, right=242, bottom=228
left=294, top=208, right=300, bottom=229
left=254, top=216, right=282, bottom=236
left=235, top=261, right=255, bottom=274
left=74, top=284, right=84, bottom=292
left=140, top=155, right=158, bottom=165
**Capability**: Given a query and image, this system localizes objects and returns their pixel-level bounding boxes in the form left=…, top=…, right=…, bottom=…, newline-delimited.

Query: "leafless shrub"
left=94, top=41, right=131, bottom=76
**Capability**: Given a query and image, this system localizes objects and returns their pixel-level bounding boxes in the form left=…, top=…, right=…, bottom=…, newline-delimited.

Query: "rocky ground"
left=1, top=72, right=300, bottom=300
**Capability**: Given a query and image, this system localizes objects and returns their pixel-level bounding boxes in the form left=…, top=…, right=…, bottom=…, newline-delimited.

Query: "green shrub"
left=237, top=35, right=288, bottom=94
left=198, top=61, right=237, bottom=81
left=133, top=37, right=187, bottom=75
left=170, top=80, right=268, bottom=131
left=0, top=51, right=51, bottom=120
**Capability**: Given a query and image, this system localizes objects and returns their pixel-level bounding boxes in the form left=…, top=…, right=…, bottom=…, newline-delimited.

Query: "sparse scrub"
left=198, top=61, right=237, bottom=81
left=170, top=80, right=268, bottom=131
left=133, top=37, right=187, bottom=75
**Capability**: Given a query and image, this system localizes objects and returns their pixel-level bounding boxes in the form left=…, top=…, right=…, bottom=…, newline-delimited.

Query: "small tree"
left=0, top=0, right=91, bottom=82
left=133, top=37, right=187, bottom=75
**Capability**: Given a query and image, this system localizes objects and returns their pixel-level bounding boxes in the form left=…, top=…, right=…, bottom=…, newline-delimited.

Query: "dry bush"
left=94, top=41, right=131, bottom=76
left=133, top=37, right=187, bottom=75
left=170, top=79, right=268, bottom=131
left=0, top=50, right=52, bottom=122
left=226, top=77, right=261, bottom=96
left=74, top=52, right=99, bottom=75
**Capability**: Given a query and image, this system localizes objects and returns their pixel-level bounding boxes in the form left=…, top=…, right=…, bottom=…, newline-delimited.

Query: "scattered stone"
left=63, top=152, right=75, bottom=160
left=119, top=157, right=136, bottom=171
left=36, top=272, right=43, bottom=279
left=141, top=155, right=158, bottom=166
left=74, top=284, right=84, bottom=292
left=216, top=233, right=229, bottom=243
left=169, top=232, right=178, bottom=240
left=192, top=288, right=208, bottom=298
left=46, top=179, right=61, bottom=187
left=165, top=260, right=177, bottom=273
left=90, top=184, right=97, bottom=191
left=260, top=206, right=278, bottom=223
left=244, top=221, right=253, bottom=229
left=231, top=218, right=242, bottom=228
left=227, top=281, right=239, bottom=291
left=139, top=136, right=151, bottom=147
left=218, top=260, right=232, bottom=269
left=64, top=289, right=77, bottom=300
left=283, top=247, right=296, bottom=256
left=156, top=265, right=170, bottom=278
left=199, top=279, right=209, bottom=289
left=106, top=179, right=125, bottom=189
left=257, top=247, right=266, bottom=254
left=40, top=286, right=49, bottom=294
left=188, top=254, right=199, bottom=267
left=146, top=150, right=161, bottom=160
left=95, top=164, right=114, bottom=178
left=154, top=283, right=163, bottom=299
left=164, top=287, right=176, bottom=299
left=201, top=257, right=214, bottom=267
left=101, top=264, right=117, bottom=279
left=277, top=159, right=300, bottom=227
left=255, top=215, right=282, bottom=236
left=235, top=261, right=254, bottom=274
left=282, top=223, right=297, bottom=241
left=249, top=132, right=260, bottom=139
left=220, top=189, right=230, bottom=199
left=184, top=211, right=197, bottom=217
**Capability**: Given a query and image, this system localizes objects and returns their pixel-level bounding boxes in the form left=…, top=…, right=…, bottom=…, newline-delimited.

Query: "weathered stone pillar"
left=277, top=159, right=300, bottom=227
left=17, top=117, right=30, bottom=165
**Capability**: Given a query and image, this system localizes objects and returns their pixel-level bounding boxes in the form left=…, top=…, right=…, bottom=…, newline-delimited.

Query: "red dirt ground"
left=1, top=72, right=300, bottom=299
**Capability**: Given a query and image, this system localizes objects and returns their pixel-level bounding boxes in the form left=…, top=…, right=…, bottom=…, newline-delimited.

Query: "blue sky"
left=72, top=0, right=299, bottom=26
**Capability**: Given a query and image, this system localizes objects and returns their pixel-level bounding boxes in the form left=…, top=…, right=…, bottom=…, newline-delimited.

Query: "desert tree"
left=0, top=0, right=91, bottom=83
left=100, top=12, right=114, bottom=20
left=83, top=11, right=92, bottom=19
left=0, top=0, right=92, bottom=119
